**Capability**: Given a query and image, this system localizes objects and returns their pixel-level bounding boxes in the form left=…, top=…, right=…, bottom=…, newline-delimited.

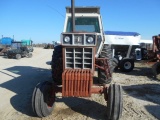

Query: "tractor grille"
left=65, top=47, right=93, bottom=69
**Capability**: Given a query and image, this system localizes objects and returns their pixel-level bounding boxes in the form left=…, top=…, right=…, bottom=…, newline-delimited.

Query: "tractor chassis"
left=51, top=58, right=110, bottom=100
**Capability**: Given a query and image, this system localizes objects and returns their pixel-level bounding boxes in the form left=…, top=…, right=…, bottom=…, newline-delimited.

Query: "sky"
left=0, top=0, right=160, bottom=44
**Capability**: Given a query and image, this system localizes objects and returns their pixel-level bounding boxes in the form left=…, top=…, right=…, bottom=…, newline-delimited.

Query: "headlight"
left=87, top=36, right=94, bottom=43
left=64, top=36, right=70, bottom=43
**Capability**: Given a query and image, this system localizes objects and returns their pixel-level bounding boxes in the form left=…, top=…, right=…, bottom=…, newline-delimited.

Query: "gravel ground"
left=0, top=47, right=160, bottom=120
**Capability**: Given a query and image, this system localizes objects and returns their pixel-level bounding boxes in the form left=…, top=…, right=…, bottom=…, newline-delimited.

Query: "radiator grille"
left=65, top=48, right=93, bottom=69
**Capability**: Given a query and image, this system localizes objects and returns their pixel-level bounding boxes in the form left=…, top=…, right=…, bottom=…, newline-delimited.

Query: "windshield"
left=66, top=17, right=100, bottom=33
left=11, top=43, right=21, bottom=49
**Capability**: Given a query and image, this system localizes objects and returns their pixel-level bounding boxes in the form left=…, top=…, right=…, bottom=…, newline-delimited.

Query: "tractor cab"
left=11, top=42, right=23, bottom=49
left=63, top=7, right=105, bottom=57
left=21, top=40, right=34, bottom=52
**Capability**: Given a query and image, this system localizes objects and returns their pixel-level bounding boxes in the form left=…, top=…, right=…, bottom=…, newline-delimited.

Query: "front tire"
left=16, top=54, right=21, bottom=59
left=106, top=84, right=123, bottom=120
left=32, top=81, right=55, bottom=117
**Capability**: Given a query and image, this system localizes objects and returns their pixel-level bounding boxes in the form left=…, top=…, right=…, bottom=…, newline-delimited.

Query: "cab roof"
left=66, top=7, right=100, bottom=14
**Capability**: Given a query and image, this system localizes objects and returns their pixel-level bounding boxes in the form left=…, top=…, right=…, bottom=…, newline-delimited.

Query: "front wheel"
left=120, top=59, right=134, bottom=72
left=7, top=54, right=12, bottom=59
left=16, top=54, right=21, bottom=59
left=32, top=81, right=55, bottom=117
left=106, top=84, right=123, bottom=120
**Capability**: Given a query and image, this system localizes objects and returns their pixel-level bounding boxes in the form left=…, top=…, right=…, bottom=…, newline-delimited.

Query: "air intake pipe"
left=71, top=0, right=75, bottom=32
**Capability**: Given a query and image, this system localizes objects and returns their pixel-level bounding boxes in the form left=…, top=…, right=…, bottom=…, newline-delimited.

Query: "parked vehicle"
left=0, top=37, right=14, bottom=45
left=44, top=43, right=54, bottom=49
left=104, top=31, right=141, bottom=72
left=7, top=41, right=32, bottom=59
left=21, top=39, right=34, bottom=52
left=32, top=1, right=123, bottom=120
left=0, top=45, right=10, bottom=55
left=140, top=35, right=160, bottom=79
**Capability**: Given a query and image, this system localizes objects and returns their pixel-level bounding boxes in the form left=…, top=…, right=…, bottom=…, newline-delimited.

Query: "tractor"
left=7, top=41, right=32, bottom=59
left=32, top=1, right=123, bottom=120
left=148, top=34, right=160, bottom=79
left=134, top=34, right=160, bottom=79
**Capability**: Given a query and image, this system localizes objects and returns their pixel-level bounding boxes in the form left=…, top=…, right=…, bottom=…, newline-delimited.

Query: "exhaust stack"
left=71, top=0, right=75, bottom=32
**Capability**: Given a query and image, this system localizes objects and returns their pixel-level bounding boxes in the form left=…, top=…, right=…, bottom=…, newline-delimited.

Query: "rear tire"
left=112, top=58, right=119, bottom=71
left=98, top=45, right=113, bottom=84
left=119, top=58, right=134, bottom=72
left=106, top=84, right=123, bottom=120
left=27, top=53, right=32, bottom=58
left=51, top=45, right=63, bottom=84
left=7, top=54, right=12, bottom=59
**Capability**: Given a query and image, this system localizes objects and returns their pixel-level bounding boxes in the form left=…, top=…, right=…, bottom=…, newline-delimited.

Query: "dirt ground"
left=0, top=47, right=160, bottom=120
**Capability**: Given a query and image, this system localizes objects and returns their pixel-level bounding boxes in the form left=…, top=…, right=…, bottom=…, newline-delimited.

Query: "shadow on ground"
left=123, top=84, right=160, bottom=119
left=114, top=65, right=160, bottom=82
left=0, top=66, right=51, bottom=117
left=0, top=66, right=108, bottom=119
left=115, top=66, right=153, bottom=77
left=56, top=97, right=107, bottom=120
left=46, top=61, right=51, bottom=65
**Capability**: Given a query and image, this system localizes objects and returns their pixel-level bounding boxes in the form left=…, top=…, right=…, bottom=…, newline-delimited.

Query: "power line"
left=47, top=5, right=65, bottom=18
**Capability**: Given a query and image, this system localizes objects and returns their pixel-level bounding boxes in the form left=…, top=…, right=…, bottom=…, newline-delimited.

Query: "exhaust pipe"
left=71, top=0, right=75, bottom=32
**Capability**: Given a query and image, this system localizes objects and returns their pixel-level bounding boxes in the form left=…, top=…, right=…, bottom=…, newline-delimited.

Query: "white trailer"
left=104, top=31, right=141, bottom=72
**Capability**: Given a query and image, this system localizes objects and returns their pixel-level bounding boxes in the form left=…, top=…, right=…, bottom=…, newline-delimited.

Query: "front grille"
left=65, top=47, right=93, bottom=69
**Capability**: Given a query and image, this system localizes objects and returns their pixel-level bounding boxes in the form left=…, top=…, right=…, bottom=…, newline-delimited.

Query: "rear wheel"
left=26, top=53, right=32, bottom=58
left=120, top=58, right=134, bottom=72
left=51, top=45, right=63, bottom=84
left=7, top=54, right=12, bottom=59
left=32, top=81, right=55, bottom=117
left=112, top=58, right=119, bottom=71
left=106, top=84, right=123, bottom=120
left=98, top=45, right=113, bottom=84
left=16, top=54, right=21, bottom=59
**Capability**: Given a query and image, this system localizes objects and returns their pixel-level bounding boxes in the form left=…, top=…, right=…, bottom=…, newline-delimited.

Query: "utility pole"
left=71, top=0, right=75, bottom=32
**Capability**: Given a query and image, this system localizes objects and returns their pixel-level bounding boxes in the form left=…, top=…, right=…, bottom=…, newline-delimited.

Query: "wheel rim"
left=124, top=61, right=131, bottom=69
left=16, top=54, right=20, bottom=59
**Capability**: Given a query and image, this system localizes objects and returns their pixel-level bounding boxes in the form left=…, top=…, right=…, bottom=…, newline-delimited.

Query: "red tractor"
left=32, top=1, right=123, bottom=120
left=137, top=34, right=160, bottom=79
left=150, top=35, right=160, bottom=79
